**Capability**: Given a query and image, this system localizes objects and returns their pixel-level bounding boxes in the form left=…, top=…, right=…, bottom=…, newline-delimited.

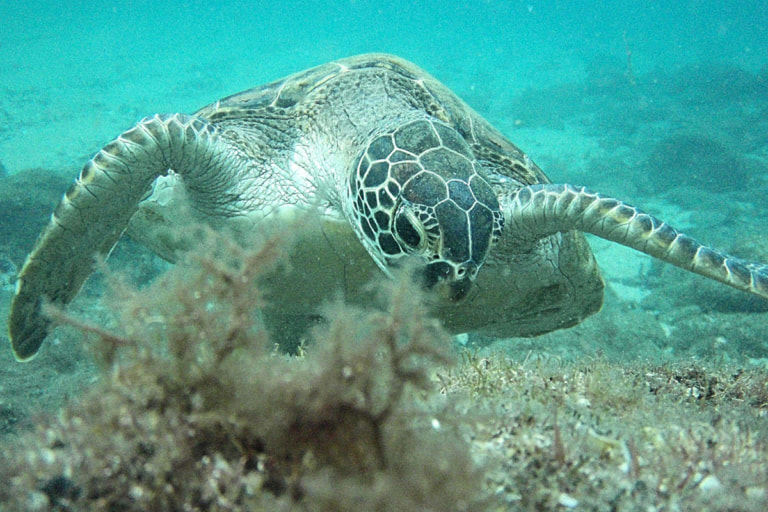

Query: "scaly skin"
left=504, top=184, right=768, bottom=298
left=9, top=114, right=244, bottom=360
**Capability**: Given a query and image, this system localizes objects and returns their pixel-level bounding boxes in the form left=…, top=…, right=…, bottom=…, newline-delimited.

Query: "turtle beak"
left=421, top=260, right=477, bottom=302
left=447, top=276, right=473, bottom=301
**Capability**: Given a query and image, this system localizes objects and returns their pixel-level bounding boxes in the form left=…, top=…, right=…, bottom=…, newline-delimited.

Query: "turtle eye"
left=394, top=209, right=424, bottom=251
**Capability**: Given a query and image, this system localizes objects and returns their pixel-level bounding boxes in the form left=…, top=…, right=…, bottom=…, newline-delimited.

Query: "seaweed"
left=0, top=230, right=485, bottom=511
left=3, top=229, right=768, bottom=511
left=439, top=351, right=768, bottom=511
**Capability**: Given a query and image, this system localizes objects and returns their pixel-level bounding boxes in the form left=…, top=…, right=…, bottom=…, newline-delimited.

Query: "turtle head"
left=348, top=119, right=503, bottom=301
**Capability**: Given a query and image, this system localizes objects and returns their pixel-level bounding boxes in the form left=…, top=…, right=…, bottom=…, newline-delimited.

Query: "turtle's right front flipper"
left=502, top=183, right=768, bottom=301
left=9, top=114, right=240, bottom=361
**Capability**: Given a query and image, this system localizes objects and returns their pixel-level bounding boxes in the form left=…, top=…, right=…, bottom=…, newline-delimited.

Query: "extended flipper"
left=504, top=183, right=768, bottom=299
left=9, top=114, right=245, bottom=361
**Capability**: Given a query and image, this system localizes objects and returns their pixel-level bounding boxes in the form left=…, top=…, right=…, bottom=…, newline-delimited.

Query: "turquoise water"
left=1, top=0, right=768, bottom=359
left=1, top=1, right=767, bottom=360
left=2, top=0, right=766, bottom=171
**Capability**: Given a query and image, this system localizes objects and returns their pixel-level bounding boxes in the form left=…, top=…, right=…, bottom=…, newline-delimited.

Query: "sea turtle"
left=8, top=53, right=768, bottom=361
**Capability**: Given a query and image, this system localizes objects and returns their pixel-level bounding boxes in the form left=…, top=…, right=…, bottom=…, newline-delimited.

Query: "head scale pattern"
left=347, top=119, right=504, bottom=300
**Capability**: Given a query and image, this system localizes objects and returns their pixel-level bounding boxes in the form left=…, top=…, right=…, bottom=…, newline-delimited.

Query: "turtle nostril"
left=420, top=261, right=476, bottom=302
left=456, top=261, right=478, bottom=280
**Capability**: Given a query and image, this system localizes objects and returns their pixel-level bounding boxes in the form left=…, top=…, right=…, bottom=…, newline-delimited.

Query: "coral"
left=0, top=169, right=72, bottom=264
left=643, top=133, right=748, bottom=193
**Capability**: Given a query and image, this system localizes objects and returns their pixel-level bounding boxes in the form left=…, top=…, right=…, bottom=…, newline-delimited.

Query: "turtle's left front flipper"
left=502, top=183, right=768, bottom=300
left=8, top=114, right=247, bottom=361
